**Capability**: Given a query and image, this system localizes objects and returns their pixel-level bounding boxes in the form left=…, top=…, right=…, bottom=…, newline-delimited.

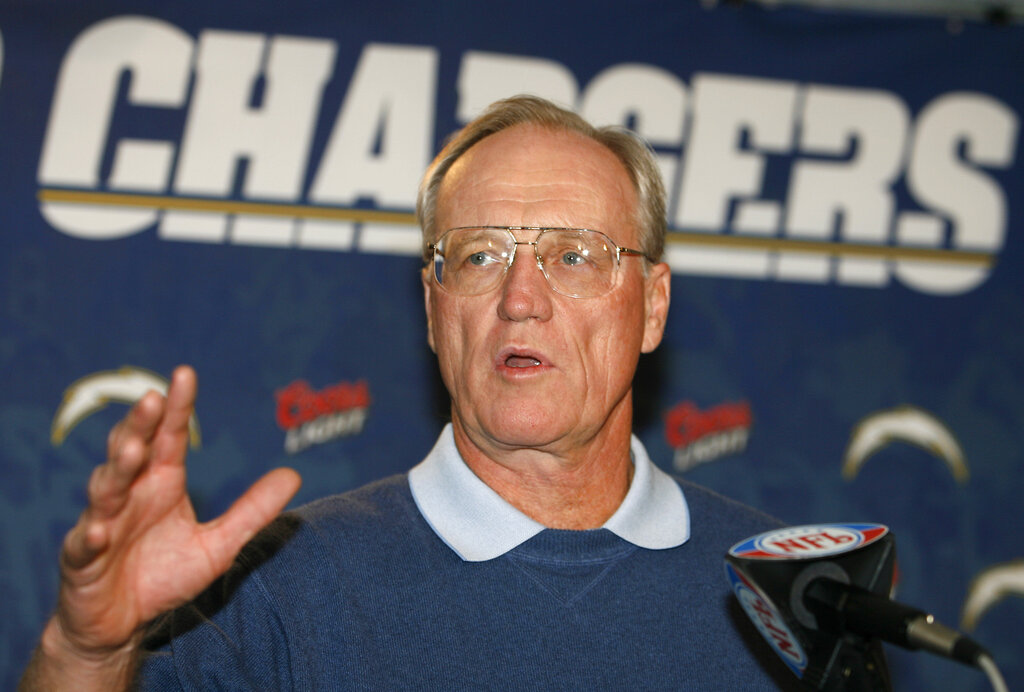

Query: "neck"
left=450, top=406, right=635, bottom=530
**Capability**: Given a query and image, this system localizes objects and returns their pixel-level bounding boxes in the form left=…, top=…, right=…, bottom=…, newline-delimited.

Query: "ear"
left=641, top=261, right=671, bottom=354
left=422, top=266, right=437, bottom=353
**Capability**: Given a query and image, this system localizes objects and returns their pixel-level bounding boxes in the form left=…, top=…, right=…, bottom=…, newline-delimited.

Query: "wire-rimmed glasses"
left=428, top=226, right=652, bottom=299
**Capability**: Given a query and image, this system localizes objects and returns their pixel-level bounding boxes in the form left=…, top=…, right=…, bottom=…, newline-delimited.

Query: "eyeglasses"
left=428, top=226, right=652, bottom=299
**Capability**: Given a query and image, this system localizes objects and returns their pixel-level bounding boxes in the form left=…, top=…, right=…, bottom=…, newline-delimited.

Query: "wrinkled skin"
left=423, top=124, right=671, bottom=528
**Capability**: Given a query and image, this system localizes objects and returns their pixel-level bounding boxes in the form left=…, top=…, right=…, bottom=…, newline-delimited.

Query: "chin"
left=479, top=407, right=574, bottom=448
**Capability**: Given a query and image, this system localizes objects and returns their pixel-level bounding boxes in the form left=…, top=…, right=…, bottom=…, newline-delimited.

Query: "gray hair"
left=416, top=95, right=667, bottom=262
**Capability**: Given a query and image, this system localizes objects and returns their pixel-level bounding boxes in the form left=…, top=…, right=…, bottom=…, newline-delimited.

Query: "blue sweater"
left=140, top=475, right=796, bottom=689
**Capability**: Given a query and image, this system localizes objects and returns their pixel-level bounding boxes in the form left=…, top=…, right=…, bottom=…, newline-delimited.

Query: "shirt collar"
left=408, top=424, right=690, bottom=562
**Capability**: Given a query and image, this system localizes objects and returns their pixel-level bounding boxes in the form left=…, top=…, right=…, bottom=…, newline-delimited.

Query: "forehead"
left=436, top=124, right=638, bottom=241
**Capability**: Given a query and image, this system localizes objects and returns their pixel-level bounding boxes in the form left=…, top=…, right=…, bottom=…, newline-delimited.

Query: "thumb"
left=200, top=468, right=302, bottom=572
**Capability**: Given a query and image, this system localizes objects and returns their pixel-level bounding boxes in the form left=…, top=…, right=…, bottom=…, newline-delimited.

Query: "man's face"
left=423, top=124, right=670, bottom=457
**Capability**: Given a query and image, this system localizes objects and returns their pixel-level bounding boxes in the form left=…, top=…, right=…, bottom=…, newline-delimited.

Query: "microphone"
left=802, top=576, right=986, bottom=665
left=724, top=523, right=994, bottom=691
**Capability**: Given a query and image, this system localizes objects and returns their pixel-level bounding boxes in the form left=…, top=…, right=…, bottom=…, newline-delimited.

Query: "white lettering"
left=676, top=74, right=799, bottom=234
left=174, top=32, right=336, bottom=200
left=33, top=24, right=1017, bottom=296
left=674, top=429, right=750, bottom=472
left=456, top=51, right=578, bottom=123
left=309, top=43, right=438, bottom=208
left=39, top=16, right=192, bottom=238
left=670, top=75, right=798, bottom=279
left=284, top=408, right=368, bottom=454
left=784, top=86, right=909, bottom=284
left=897, top=92, right=1019, bottom=294
left=580, top=64, right=688, bottom=210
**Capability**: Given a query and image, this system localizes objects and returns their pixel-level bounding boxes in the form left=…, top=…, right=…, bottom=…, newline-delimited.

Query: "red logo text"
left=275, top=379, right=370, bottom=454
left=664, top=400, right=752, bottom=471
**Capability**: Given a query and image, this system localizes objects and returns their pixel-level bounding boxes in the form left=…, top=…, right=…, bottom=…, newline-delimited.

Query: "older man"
left=22, top=96, right=788, bottom=689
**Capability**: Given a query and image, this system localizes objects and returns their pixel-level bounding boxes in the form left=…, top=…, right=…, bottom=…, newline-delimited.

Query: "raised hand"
left=20, top=366, right=302, bottom=690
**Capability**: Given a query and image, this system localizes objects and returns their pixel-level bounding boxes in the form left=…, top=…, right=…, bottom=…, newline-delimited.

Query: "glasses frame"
left=427, top=226, right=654, bottom=299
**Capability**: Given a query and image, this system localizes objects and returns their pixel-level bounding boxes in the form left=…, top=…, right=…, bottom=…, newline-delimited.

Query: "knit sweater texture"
left=139, top=474, right=796, bottom=690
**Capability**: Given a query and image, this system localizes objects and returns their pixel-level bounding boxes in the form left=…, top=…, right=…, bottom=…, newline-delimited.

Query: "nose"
left=496, top=242, right=553, bottom=322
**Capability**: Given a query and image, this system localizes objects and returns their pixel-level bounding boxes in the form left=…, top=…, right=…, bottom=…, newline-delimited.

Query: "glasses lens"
left=434, top=228, right=513, bottom=295
left=538, top=230, right=617, bottom=298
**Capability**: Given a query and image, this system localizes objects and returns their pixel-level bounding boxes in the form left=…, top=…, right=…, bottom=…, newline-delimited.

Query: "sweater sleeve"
left=136, top=516, right=304, bottom=691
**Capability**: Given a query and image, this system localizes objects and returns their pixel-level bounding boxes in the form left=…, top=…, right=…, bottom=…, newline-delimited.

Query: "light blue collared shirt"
left=408, top=424, right=690, bottom=562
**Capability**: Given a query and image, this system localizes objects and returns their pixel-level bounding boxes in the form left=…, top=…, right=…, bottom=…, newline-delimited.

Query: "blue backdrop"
left=2, top=2, right=1021, bottom=689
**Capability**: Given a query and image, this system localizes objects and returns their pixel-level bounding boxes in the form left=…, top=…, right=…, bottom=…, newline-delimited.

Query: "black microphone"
left=724, top=523, right=992, bottom=691
left=802, top=575, right=987, bottom=666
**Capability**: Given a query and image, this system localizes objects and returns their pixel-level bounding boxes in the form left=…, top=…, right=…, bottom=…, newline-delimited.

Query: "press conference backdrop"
left=1, top=1, right=1021, bottom=689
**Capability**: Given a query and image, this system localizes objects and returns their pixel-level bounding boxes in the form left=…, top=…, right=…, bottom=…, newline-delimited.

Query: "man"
left=21, top=96, right=789, bottom=689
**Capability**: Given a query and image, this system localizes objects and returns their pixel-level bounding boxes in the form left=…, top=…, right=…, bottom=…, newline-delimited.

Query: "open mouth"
left=505, top=355, right=542, bottom=368
left=497, top=347, right=546, bottom=370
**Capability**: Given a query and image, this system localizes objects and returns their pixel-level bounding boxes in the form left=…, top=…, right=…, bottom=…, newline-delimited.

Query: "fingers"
left=162, top=365, right=198, bottom=439
left=61, top=515, right=110, bottom=571
left=99, top=365, right=195, bottom=489
left=201, top=468, right=303, bottom=572
left=90, top=434, right=152, bottom=519
left=68, top=367, right=198, bottom=570
left=66, top=394, right=169, bottom=571
left=148, top=365, right=197, bottom=467
left=105, top=388, right=164, bottom=463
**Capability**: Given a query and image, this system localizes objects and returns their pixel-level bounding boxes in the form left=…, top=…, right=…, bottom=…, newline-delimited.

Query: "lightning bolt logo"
left=51, top=366, right=201, bottom=447
left=841, top=405, right=968, bottom=483
left=961, top=560, right=1024, bottom=632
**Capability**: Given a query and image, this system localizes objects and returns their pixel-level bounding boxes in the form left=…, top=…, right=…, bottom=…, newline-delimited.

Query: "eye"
left=560, top=250, right=588, bottom=267
left=467, top=250, right=500, bottom=267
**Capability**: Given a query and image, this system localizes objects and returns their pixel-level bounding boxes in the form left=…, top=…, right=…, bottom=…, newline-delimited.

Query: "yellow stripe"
left=666, top=230, right=993, bottom=267
left=38, top=188, right=418, bottom=225
left=38, top=188, right=994, bottom=267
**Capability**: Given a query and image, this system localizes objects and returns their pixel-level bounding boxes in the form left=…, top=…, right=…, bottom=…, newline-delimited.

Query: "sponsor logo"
left=842, top=405, right=968, bottom=483
left=36, top=16, right=1020, bottom=294
left=664, top=400, right=751, bottom=472
left=52, top=366, right=201, bottom=447
left=725, top=562, right=808, bottom=678
left=275, top=378, right=370, bottom=454
left=729, top=523, right=889, bottom=561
